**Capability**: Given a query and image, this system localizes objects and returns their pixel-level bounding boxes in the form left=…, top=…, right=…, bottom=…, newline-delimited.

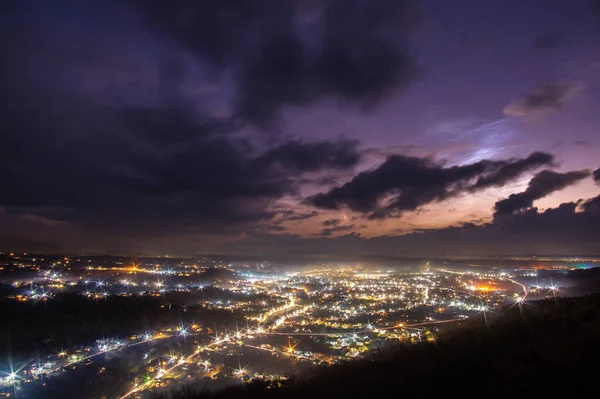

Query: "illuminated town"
left=0, top=252, right=585, bottom=398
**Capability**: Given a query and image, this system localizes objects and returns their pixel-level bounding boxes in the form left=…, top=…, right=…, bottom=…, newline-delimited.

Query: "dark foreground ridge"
left=159, top=295, right=600, bottom=398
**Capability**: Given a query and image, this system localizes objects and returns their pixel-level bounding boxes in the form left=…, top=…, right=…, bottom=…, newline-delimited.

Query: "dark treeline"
left=0, top=292, right=240, bottom=356
left=156, top=294, right=600, bottom=399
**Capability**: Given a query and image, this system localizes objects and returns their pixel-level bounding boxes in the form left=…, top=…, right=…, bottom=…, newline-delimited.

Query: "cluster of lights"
left=2, top=262, right=547, bottom=396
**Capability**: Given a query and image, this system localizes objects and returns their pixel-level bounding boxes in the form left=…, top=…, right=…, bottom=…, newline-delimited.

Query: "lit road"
left=261, top=318, right=463, bottom=337
left=119, top=302, right=308, bottom=398
left=507, top=278, right=528, bottom=301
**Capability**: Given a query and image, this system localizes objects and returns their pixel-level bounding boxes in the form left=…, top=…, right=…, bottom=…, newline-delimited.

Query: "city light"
left=1, top=254, right=576, bottom=398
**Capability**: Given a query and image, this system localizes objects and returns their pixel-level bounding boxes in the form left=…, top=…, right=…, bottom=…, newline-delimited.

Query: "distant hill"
left=0, top=235, right=63, bottom=253
left=159, top=294, right=600, bottom=398
left=562, top=267, right=600, bottom=295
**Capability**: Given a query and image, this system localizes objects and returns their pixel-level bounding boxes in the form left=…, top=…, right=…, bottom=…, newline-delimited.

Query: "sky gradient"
left=1, top=0, right=600, bottom=257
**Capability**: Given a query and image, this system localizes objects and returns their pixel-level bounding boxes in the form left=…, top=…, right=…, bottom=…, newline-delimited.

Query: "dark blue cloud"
left=307, top=152, right=553, bottom=218
left=494, top=170, right=590, bottom=216
left=131, top=0, right=422, bottom=125
left=0, top=0, right=377, bottom=251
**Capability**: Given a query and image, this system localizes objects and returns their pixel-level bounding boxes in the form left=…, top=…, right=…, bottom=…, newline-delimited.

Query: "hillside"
left=159, top=295, right=600, bottom=398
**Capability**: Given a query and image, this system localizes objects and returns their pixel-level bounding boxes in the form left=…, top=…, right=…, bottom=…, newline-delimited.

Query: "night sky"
left=1, top=0, right=599, bottom=257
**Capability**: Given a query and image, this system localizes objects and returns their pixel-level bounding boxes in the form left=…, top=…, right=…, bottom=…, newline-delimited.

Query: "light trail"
left=242, top=344, right=303, bottom=359
left=241, top=343, right=331, bottom=363
left=120, top=341, right=215, bottom=399
left=261, top=318, right=463, bottom=337
left=119, top=302, right=306, bottom=398
left=506, top=278, right=528, bottom=301
left=257, top=299, right=298, bottom=323
left=120, top=327, right=265, bottom=398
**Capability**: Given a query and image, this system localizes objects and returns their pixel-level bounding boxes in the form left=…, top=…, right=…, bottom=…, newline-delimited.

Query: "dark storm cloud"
left=322, top=219, right=341, bottom=226
left=119, top=135, right=361, bottom=201
left=131, top=0, right=422, bottom=125
left=0, top=0, right=417, bottom=248
left=594, top=168, right=600, bottom=184
left=504, top=81, right=585, bottom=116
left=227, top=194, right=600, bottom=258
left=494, top=170, right=590, bottom=216
left=119, top=103, right=223, bottom=146
left=253, top=139, right=360, bottom=174
left=469, top=152, right=554, bottom=191
left=582, top=195, right=600, bottom=212
left=0, top=97, right=359, bottom=233
left=316, top=224, right=355, bottom=237
left=532, top=31, right=564, bottom=51
left=275, top=210, right=320, bottom=223
left=307, top=152, right=553, bottom=219
left=1, top=0, right=420, bottom=251
left=265, top=225, right=286, bottom=232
